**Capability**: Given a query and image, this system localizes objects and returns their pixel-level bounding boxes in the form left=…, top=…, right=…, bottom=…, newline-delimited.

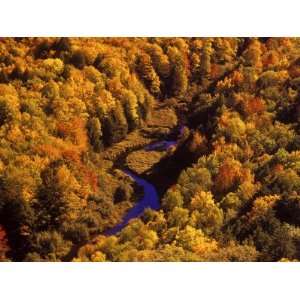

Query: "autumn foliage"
left=0, top=37, right=300, bottom=262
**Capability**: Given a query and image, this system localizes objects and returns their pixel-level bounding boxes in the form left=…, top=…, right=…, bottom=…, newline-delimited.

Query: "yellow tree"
left=167, top=46, right=188, bottom=97
left=200, top=39, right=213, bottom=79
left=136, top=53, right=161, bottom=96
left=190, top=190, right=223, bottom=234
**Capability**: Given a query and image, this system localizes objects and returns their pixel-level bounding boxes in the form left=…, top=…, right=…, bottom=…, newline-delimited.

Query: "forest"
left=1, top=37, right=300, bottom=262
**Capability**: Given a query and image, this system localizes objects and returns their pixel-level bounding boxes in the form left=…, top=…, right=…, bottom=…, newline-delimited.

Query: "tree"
left=190, top=190, right=224, bottom=234
left=119, top=219, right=158, bottom=251
left=162, top=189, right=184, bottom=211
left=220, top=192, right=241, bottom=211
left=136, top=53, right=161, bottom=96
left=142, top=209, right=167, bottom=234
left=257, top=70, right=288, bottom=89
left=213, top=38, right=237, bottom=64
left=167, top=46, right=188, bottom=97
left=178, top=167, right=212, bottom=196
left=71, top=51, right=86, bottom=69
left=200, top=40, right=213, bottom=79
left=62, top=222, right=89, bottom=244
left=90, top=251, right=106, bottom=262
left=209, top=241, right=258, bottom=262
left=114, top=183, right=133, bottom=204
left=167, top=207, right=189, bottom=229
left=146, top=44, right=170, bottom=79
left=217, top=112, right=246, bottom=143
left=0, top=95, right=20, bottom=126
left=274, top=168, right=300, bottom=194
left=27, top=231, right=72, bottom=261
left=248, top=195, right=280, bottom=221
left=251, top=212, right=296, bottom=261
left=87, top=117, right=103, bottom=152
left=243, top=39, right=263, bottom=69
left=121, top=89, right=139, bottom=130
left=42, top=58, right=64, bottom=77
left=190, top=53, right=201, bottom=81
left=36, top=162, right=83, bottom=230
left=175, top=225, right=218, bottom=256
left=242, top=96, right=265, bottom=116
left=275, top=196, right=300, bottom=226
left=41, top=81, right=60, bottom=100
left=262, top=50, right=279, bottom=69
left=188, top=131, right=207, bottom=154
left=214, top=158, right=242, bottom=193
left=0, top=195, right=35, bottom=261
left=0, top=98, right=12, bottom=126
left=54, top=37, right=72, bottom=53
left=57, top=117, right=88, bottom=150
left=34, top=40, right=52, bottom=59
left=103, top=102, right=128, bottom=145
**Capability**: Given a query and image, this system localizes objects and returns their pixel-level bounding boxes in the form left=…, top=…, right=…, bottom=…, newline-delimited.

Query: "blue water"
left=105, top=170, right=160, bottom=235
left=105, top=124, right=186, bottom=236
left=145, top=125, right=186, bottom=152
left=145, top=140, right=177, bottom=151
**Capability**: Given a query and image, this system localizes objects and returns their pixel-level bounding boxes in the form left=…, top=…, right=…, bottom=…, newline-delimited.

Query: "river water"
left=104, top=170, right=160, bottom=235
left=105, top=125, right=186, bottom=236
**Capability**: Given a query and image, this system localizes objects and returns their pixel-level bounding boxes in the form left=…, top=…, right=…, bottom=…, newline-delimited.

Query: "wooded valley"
left=1, top=37, right=300, bottom=261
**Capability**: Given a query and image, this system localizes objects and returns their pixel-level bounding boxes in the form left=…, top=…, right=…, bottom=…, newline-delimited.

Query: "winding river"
left=105, top=125, right=185, bottom=236
left=105, top=170, right=160, bottom=235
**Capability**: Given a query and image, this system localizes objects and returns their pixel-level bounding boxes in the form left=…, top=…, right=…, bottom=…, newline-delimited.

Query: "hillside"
left=1, top=37, right=300, bottom=261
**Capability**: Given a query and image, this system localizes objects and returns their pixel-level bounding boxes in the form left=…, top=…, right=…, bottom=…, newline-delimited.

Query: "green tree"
left=27, top=231, right=72, bottom=261
left=167, top=207, right=189, bottom=229
left=162, top=189, right=184, bottom=211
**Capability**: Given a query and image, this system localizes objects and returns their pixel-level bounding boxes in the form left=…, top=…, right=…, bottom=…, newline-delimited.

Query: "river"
left=105, top=125, right=186, bottom=236
left=104, top=170, right=160, bottom=235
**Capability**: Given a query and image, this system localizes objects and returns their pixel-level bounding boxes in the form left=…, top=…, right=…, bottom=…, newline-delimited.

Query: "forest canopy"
left=1, top=37, right=300, bottom=262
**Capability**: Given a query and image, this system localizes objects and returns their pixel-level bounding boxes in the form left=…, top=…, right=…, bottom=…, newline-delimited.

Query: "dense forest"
left=1, top=37, right=300, bottom=261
